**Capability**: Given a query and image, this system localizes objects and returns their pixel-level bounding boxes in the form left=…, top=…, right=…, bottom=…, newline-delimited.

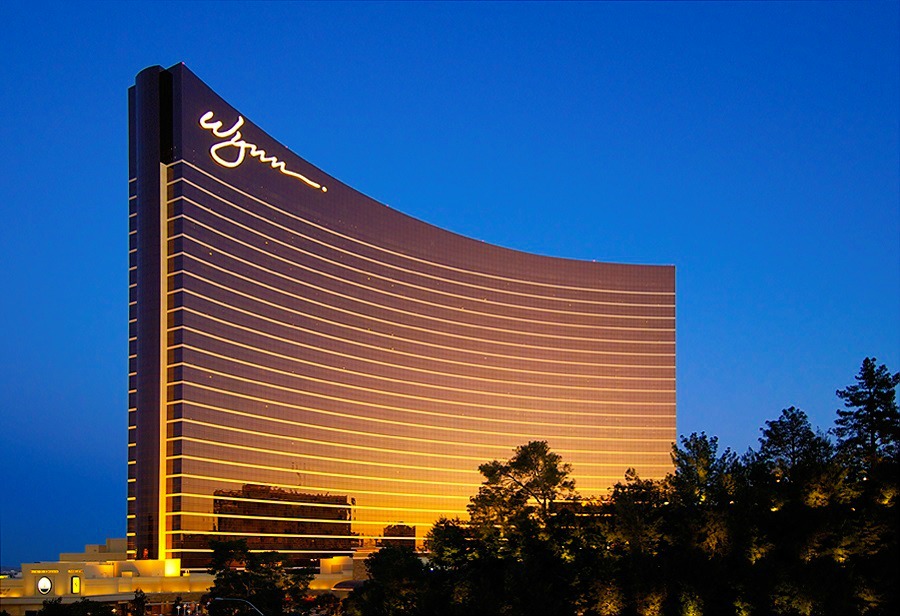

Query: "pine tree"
left=834, top=358, right=900, bottom=471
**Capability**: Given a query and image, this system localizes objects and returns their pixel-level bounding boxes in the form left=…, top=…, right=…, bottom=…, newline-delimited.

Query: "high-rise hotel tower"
left=128, top=64, right=676, bottom=569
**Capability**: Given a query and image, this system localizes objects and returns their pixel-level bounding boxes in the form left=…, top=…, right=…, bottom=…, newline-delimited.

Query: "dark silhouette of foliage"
left=38, top=599, right=115, bottom=616
left=669, top=432, right=738, bottom=507
left=129, top=589, right=149, bottom=616
left=204, top=539, right=312, bottom=616
left=342, top=546, right=430, bottom=616
left=345, top=360, right=899, bottom=615
left=298, top=592, right=342, bottom=615
left=835, top=357, right=900, bottom=471
left=469, top=440, right=576, bottom=528
left=759, top=406, right=833, bottom=483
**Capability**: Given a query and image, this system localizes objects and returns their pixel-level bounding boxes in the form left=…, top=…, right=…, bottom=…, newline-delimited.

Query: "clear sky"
left=0, top=1, right=897, bottom=567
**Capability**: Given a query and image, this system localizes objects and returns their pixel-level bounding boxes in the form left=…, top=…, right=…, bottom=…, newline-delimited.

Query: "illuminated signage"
left=199, top=111, right=327, bottom=192
left=37, top=576, right=52, bottom=595
left=30, top=569, right=59, bottom=574
left=71, top=576, right=81, bottom=594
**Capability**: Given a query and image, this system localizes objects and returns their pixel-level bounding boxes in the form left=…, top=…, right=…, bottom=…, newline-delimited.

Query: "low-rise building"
left=0, top=539, right=365, bottom=616
left=0, top=540, right=212, bottom=616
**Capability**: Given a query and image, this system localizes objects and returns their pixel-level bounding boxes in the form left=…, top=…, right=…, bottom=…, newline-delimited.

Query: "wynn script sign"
left=198, top=111, right=327, bottom=192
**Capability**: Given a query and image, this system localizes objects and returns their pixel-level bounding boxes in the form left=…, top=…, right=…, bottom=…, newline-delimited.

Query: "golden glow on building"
left=0, top=540, right=214, bottom=616
left=128, top=64, right=676, bottom=569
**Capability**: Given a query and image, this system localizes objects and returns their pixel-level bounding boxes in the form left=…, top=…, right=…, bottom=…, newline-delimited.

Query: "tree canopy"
left=204, top=539, right=312, bottom=616
left=468, top=440, right=576, bottom=529
left=347, top=358, right=899, bottom=615
left=834, top=357, right=900, bottom=471
left=37, top=599, right=115, bottom=616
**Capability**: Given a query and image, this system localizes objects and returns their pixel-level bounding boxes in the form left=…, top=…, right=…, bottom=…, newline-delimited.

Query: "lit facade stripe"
left=171, top=376, right=675, bottom=437
left=179, top=161, right=671, bottom=298
left=169, top=400, right=675, bottom=454
left=167, top=438, right=672, bottom=477
left=172, top=279, right=674, bottom=363
left=174, top=308, right=674, bottom=380
left=171, top=248, right=673, bottom=340
left=172, top=186, right=672, bottom=315
left=172, top=418, right=673, bottom=462
left=172, top=341, right=673, bottom=399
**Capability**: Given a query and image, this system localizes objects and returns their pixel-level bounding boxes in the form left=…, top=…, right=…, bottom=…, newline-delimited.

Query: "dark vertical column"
left=133, top=65, right=166, bottom=560
left=126, top=84, right=137, bottom=559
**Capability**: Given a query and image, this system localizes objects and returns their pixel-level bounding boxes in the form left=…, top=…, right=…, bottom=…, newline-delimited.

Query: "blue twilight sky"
left=0, top=2, right=897, bottom=567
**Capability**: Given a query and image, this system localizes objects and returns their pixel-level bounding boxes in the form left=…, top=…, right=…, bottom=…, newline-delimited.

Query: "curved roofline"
left=169, top=63, right=674, bottom=294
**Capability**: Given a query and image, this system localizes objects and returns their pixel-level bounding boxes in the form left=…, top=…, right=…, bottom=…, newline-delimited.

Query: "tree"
left=298, top=593, right=341, bottom=616
left=348, top=428, right=900, bottom=614
left=669, top=432, right=737, bottom=506
left=758, top=406, right=832, bottom=483
left=834, top=357, right=900, bottom=470
left=468, top=440, right=576, bottom=528
left=414, top=443, right=582, bottom=615
left=832, top=359, right=900, bottom=613
left=666, top=433, right=744, bottom=612
left=342, top=546, right=429, bottom=616
left=205, top=539, right=312, bottom=616
left=600, top=470, right=670, bottom=615
left=129, top=590, right=149, bottom=616
left=424, top=517, right=475, bottom=574
left=38, top=599, right=115, bottom=616
left=423, top=520, right=492, bottom=614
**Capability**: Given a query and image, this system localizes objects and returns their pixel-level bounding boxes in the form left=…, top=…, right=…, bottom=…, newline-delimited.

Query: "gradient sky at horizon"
left=1, top=1, right=897, bottom=567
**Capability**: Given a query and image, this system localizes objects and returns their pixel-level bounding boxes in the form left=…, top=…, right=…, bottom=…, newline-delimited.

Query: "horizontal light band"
left=169, top=436, right=670, bottom=478
left=166, top=530, right=405, bottom=539
left=168, top=394, right=674, bottom=455
left=173, top=299, right=673, bottom=377
left=170, top=512, right=370, bottom=526
left=173, top=312, right=672, bottom=389
left=178, top=161, right=674, bottom=297
left=170, top=491, right=468, bottom=515
left=172, top=454, right=478, bottom=487
left=174, top=340, right=673, bottom=407
left=170, top=549, right=353, bottom=555
left=174, top=193, right=673, bottom=318
left=170, top=472, right=473, bottom=500
left=172, top=260, right=672, bottom=358
left=171, top=436, right=478, bottom=475
left=171, top=246, right=673, bottom=348
left=172, top=280, right=673, bottom=367
left=172, top=418, right=672, bottom=465
left=169, top=369, right=675, bottom=440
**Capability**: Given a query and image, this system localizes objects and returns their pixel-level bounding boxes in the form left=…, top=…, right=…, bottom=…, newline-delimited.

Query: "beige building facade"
left=0, top=539, right=363, bottom=616
left=0, top=540, right=212, bottom=616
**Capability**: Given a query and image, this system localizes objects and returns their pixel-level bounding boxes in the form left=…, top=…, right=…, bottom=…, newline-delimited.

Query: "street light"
left=211, top=598, right=265, bottom=616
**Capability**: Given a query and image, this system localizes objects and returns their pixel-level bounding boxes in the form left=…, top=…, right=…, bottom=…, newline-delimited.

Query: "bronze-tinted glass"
left=130, top=65, right=675, bottom=569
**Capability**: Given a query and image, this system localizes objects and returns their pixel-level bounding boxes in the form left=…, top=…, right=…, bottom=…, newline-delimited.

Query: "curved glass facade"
left=128, top=64, right=675, bottom=569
